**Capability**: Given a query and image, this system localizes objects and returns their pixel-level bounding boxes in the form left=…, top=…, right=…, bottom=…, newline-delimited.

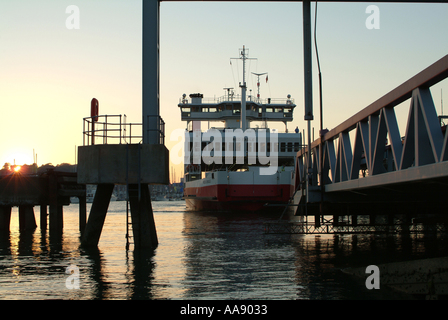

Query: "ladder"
left=125, top=143, right=142, bottom=250
left=125, top=197, right=133, bottom=250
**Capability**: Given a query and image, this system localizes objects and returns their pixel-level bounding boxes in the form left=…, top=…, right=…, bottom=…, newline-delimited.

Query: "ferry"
left=180, top=47, right=302, bottom=212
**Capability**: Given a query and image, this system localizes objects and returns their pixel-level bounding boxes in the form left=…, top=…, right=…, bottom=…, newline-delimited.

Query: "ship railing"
left=179, top=95, right=295, bottom=105
left=83, top=114, right=165, bottom=146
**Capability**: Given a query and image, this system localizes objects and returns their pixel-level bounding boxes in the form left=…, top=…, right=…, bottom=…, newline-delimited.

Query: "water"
left=0, top=201, right=447, bottom=300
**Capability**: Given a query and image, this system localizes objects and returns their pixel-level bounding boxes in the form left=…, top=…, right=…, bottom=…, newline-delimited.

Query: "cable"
left=314, top=1, right=325, bottom=218
left=314, top=1, right=323, bottom=135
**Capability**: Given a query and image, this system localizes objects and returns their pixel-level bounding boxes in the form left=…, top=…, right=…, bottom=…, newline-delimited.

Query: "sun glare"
left=14, top=166, right=21, bottom=173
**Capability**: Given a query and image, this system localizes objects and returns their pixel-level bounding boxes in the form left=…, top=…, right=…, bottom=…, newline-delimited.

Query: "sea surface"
left=0, top=200, right=447, bottom=300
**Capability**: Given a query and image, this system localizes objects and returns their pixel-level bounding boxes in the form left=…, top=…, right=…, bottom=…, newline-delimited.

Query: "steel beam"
left=142, top=0, right=160, bottom=145
left=325, top=160, right=448, bottom=193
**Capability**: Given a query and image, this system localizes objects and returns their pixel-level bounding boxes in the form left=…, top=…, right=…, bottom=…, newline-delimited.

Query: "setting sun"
left=13, top=166, right=21, bottom=173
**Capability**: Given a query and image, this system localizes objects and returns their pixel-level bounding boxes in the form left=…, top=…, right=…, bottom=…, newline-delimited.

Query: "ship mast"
left=231, top=46, right=256, bottom=131
left=252, top=72, right=268, bottom=103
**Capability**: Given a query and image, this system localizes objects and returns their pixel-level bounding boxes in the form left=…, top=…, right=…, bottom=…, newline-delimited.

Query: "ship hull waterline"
left=184, top=183, right=294, bottom=212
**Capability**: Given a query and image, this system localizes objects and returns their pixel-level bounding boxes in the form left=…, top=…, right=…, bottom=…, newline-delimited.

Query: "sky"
left=0, top=1, right=447, bottom=181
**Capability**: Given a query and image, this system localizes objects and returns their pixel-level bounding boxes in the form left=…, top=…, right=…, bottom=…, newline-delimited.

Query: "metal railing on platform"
left=83, top=114, right=165, bottom=146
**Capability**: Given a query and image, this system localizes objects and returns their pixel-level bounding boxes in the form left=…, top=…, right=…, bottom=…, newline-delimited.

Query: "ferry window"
left=247, top=142, right=254, bottom=153
left=194, top=142, right=200, bottom=152
left=266, top=107, right=273, bottom=113
left=204, top=142, right=213, bottom=151
left=280, top=142, right=286, bottom=152
left=236, top=142, right=241, bottom=152
left=294, top=142, right=300, bottom=152
left=287, top=142, right=293, bottom=152
left=181, top=107, right=190, bottom=113
left=212, top=173, right=214, bottom=179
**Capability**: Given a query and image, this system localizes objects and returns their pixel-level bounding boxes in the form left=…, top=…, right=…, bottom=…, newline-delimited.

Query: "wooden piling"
left=18, top=205, right=37, bottom=231
left=0, top=206, right=12, bottom=231
left=40, top=204, right=47, bottom=230
left=48, top=171, right=63, bottom=231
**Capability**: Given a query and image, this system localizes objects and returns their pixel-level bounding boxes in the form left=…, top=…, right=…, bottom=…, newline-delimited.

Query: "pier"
left=0, top=170, right=86, bottom=233
left=77, top=0, right=169, bottom=249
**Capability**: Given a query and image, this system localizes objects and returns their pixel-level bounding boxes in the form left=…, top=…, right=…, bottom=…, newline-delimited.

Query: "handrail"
left=299, top=54, right=448, bottom=156
left=83, top=114, right=165, bottom=146
left=295, top=54, right=448, bottom=190
left=179, top=94, right=295, bottom=105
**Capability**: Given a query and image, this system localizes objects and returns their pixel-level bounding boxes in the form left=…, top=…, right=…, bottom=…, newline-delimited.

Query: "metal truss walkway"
left=294, top=55, right=448, bottom=222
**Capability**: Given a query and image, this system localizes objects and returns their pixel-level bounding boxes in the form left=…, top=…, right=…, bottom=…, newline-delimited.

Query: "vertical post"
left=40, top=204, right=47, bottom=230
left=91, top=98, right=99, bottom=146
left=142, top=0, right=160, bottom=145
left=241, top=46, right=247, bottom=132
left=19, top=205, right=37, bottom=231
left=129, top=184, right=158, bottom=248
left=303, top=0, right=313, bottom=123
left=303, top=0, right=317, bottom=227
left=0, top=206, right=12, bottom=231
left=48, top=171, right=63, bottom=231
left=79, top=196, right=87, bottom=234
left=92, top=120, right=95, bottom=146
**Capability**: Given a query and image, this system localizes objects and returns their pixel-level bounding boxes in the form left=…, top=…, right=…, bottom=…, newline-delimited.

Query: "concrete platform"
left=77, top=144, right=169, bottom=185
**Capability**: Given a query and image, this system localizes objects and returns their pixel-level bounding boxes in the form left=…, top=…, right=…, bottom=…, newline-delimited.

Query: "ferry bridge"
left=265, top=55, right=448, bottom=235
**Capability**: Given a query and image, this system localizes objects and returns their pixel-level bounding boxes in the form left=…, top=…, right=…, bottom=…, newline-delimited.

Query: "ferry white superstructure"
left=179, top=47, right=302, bottom=211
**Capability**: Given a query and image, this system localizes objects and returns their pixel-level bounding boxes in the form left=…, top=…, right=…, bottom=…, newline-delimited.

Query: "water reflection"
left=181, top=209, right=448, bottom=299
left=0, top=202, right=447, bottom=299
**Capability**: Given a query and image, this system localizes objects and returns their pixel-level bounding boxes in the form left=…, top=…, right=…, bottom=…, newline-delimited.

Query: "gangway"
left=291, top=55, right=448, bottom=231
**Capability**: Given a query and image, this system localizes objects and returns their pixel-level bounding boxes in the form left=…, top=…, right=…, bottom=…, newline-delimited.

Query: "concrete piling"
left=128, top=184, right=158, bottom=249
left=81, top=184, right=114, bottom=247
left=79, top=196, right=87, bottom=234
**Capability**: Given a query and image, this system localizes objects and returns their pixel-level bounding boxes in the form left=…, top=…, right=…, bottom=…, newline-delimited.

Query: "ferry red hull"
left=184, top=184, right=293, bottom=212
